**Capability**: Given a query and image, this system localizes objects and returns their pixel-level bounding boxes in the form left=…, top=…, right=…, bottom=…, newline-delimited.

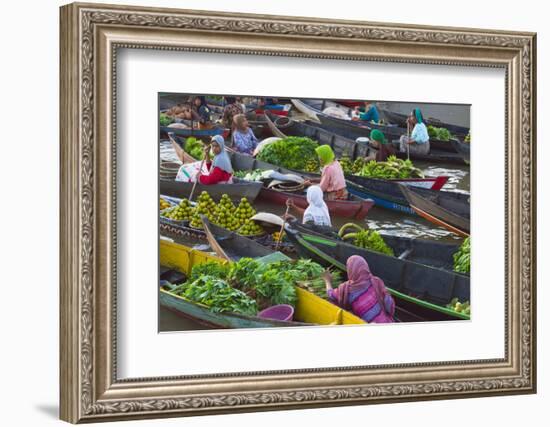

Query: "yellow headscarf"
left=315, top=145, right=335, bottom=166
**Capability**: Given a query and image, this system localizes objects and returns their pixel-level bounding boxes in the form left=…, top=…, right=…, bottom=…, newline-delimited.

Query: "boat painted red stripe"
left=410, top=205, right=470, bottom=237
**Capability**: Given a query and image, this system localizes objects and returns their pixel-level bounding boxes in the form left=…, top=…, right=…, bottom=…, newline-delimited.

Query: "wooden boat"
left=289, top=221, right=461, bottom=272
left=159, top=217, right=297, bottom=255
left=159, top=178, right=263, bottom=202
left=160, top=125, right=228, bottom=138
left=317, top=114, right=467, bottom=164
left=382, top=109, right=470, bottom=138
left=259, top=186, right=375, bottom=220
left=399, top=184, right=470, bottom=237
left=283, top=225, right=470, bottom=322
left=159, top=239, right=365, bottom=328
left=201, top=216, right=288, bottom=262
left=344, top=175, right=452, bottom=214
left=451, top=138, right=470, bottom=164
left=290, top=99, right=322, bottom=122
left=228, top=150, right=375, bottom=220
left=254, top=103, right=292, bottom=117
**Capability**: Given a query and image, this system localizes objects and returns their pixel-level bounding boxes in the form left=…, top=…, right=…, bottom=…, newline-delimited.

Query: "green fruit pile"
left=161, top=198, right=193, bottom=221
left=446, top=298, right=471, bottom=316
left=238, top=219, right=264, bottom=236
left=428, top=125, right=452, bottom=141
left=339, top=155, right=353, bottom=174
left=351, top=158, right=365, bottom=175
left=358, top=155, right=424, bottom=179
left=189, top=191, right=216, bottom=228
left=464, top=132, right=471, bottom=143
left=212, top=194, right=239, bottom=230
left=338, top=223, right=394, bottom=256
left=234, top=198, right=256, bottom=228
left=303, top=159, right=320, bottom=173
left=453, top=237, right=470, bottom=273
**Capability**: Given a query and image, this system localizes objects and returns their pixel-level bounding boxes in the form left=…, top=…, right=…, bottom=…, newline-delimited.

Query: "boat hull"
left=159, top=239, right=365, bottom=327
left=159, top=179, right=263, bottom=202
left=284, top=227, right=470, bottom=322
left=399, top=185, right=470, bottom=237
left=258, top=186, right=374, bottom=220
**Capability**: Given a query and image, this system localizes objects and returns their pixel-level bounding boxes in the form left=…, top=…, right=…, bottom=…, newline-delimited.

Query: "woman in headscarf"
left=285, top=185, right=332, bottom=227
left=197, top=135, right=234, bottom=185
left=323, top=255, right=395, bottom=323
left=399, top=108, right=430, bottom=155
left=232, top=113, right=259, bottom=155
left=314, top=145, right=348, bottom=201
left=365, top=129, right=396, bottom=162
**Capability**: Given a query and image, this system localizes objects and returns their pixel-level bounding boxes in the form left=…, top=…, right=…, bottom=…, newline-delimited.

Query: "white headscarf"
left=303, top=185, right=331, bottom=227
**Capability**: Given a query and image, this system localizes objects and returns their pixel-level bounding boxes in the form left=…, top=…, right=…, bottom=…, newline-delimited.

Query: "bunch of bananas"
left=338, top=223, right=394, bottom=256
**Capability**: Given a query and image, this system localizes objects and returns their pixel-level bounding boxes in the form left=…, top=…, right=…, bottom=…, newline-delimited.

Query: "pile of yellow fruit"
left=446, top=298, right=471, bottom=316
left=234, top=198, right=256, bottom=228
left=159, top=198, right=172, bottom=210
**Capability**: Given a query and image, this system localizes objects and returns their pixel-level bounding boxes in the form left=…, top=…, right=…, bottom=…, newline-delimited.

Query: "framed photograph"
left=60, top=2, right=536, bottom=423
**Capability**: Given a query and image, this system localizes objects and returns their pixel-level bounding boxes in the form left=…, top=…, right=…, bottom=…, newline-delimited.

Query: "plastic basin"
left=258, top=304, right=294, bottom=322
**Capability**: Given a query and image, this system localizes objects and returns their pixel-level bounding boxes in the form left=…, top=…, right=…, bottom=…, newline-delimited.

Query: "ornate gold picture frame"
left=60, top=2, right=536, bottom=423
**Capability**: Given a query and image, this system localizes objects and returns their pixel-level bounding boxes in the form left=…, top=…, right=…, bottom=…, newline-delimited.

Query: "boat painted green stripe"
left=296, top=235, right=469, bottom=320
left=303, top=234, right=339, bottom=247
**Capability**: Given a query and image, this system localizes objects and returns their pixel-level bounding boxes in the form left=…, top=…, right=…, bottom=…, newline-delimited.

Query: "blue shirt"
left=359, top=105, right=380, bottom=123
left=233, top=128, right=258, bottom=155
left=411, top=122, right=429, bottom=144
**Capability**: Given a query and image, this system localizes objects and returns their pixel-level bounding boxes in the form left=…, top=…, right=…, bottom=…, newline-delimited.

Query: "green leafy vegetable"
left=184, top=137, right=204, bottom=160
left=257, top=136, right=319, bottom=171
left=427, top=125, right=452, bottom=141
left=160, top=112, right=173, bottom=126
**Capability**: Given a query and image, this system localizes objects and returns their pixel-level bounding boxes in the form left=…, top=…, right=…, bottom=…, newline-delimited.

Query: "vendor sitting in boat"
left=285, top=186, right=332, bottom=227
left=222, top=96, right=244, bottom=131
left=232, top=114, right=259, bottom=155
left=359, top=101, right=380, bottom=123
left=197, top=135, right=234, bottom=185
left=323, top=255, right=395, bottom=323
left=307, top=145, right=348, bottom=201
left=365, top=129, right=396, bottom=162
left=192, top=96, right=212, bottom=128
left=399, top=108, right=430, bottom=155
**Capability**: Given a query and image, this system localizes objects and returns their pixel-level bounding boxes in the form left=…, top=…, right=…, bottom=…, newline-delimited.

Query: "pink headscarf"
left=337, top=255, right=394, bottom=317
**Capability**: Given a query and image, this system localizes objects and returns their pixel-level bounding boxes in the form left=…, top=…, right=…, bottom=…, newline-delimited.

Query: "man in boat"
left=191, top=96, right=213, bottom=129
left=365, top=129, right=396, bottom=162
left=399, top=108, right=430, bottom=155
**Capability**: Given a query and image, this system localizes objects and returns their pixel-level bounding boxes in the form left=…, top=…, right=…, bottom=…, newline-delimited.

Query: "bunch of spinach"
left=257, top=136, right=319, bottom=171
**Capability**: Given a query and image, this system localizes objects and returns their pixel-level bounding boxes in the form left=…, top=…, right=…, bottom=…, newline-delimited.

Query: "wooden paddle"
left=188, top=143, right=210, bottom=202
left=406, top=120, right=411, bottom=160
left=275, top=203, right=291, bottom=251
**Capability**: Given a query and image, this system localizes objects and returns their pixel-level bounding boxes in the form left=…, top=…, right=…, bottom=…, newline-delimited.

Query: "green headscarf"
left=414, top=108, right=424, bottom=124
left=315, top=145, right=335, bottom=166
left=369, top=129, right=387, bottom=144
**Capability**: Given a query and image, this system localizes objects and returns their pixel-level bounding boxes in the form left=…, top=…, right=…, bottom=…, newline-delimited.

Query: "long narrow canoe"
left=451, top=139, right=470, bottom=164
left=160, top=239, right=365, bottom=328
left=382, top=109, right=470, bottom=138
left=160, top=125, right=227, bottom=138
left=289, top=221, right=461, bottom=272
left=345, top=175, right=458, bottom=216
left=316, top=115, right=467, bottom=164
left=159, top=179, right=263, bottom=202
left=399, top=184, right=470, bottom=237
left=284, top=225, right=470, bottom=322
left=201, top=216, right=288, bottom=262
